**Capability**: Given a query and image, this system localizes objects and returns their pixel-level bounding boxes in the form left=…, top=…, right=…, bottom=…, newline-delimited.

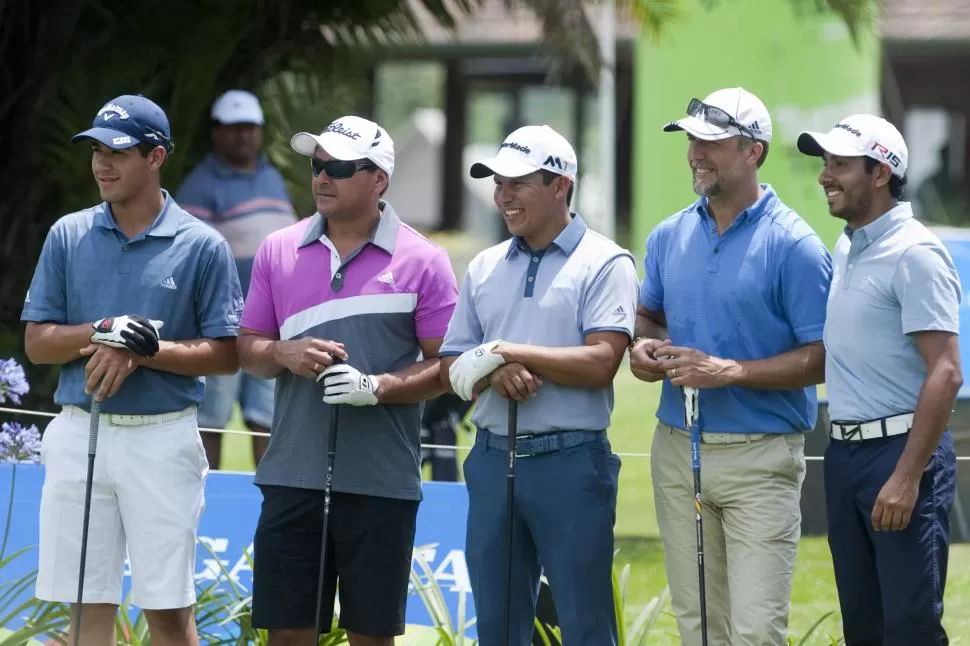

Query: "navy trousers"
left=824, top=431, right=956, bottom=646
left=463, top=429, right=621, bottom=646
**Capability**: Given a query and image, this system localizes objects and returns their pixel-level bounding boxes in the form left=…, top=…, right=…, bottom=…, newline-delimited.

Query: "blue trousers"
left=463, top=429, right=621, bottom=646
left=824, top=431, right=956, bottom=646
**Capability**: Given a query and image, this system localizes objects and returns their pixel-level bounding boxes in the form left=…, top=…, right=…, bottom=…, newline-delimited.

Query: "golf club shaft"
left=73, top=397, right=101, bottom=646
left=504, top=399, right=518, bottom=646
left=314, top=358, right=343, bottom=642
left=684, top=386, right=709, bottom=646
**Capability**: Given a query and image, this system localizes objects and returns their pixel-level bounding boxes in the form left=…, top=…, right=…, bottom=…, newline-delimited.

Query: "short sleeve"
left=639, top=228, right=664, bottom=312
left=893, top=243, right=961, bottom=335
left=21, top=225, right=68, bottom=323
left=175, top=171, right=214, bottom=222
left=415, top=249, right=459, bottom=339
left=779, top=234, right=833, bottom=344
left=439, top=270, right=484, bottom=357
left=240, top=240, right=280, bottom=335
left=582, top=253, right=639, bottom=339
left=196, top=239, right=244, bottom=338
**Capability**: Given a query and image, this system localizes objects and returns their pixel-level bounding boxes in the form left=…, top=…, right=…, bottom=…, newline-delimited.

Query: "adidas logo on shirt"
left=160, top=276, right=177, bottom=290
left=612, top=305, right=626, bottom=316
left=377, top=271, right=394, bottom=285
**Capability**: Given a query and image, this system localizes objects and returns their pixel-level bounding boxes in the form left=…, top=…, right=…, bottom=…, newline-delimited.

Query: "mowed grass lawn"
left=221, top=372, right=970, bottom=643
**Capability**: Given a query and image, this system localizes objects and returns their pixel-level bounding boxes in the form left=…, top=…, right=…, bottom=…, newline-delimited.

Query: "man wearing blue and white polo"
left=630, top=87, right=833, bottom=645
left=440, top=124, right=638, bottom=646
left=21, top=94, right=242, bottom=646
left=798, top=114, right=961, bottom=645
left=177, top=89, right=297, bottom=469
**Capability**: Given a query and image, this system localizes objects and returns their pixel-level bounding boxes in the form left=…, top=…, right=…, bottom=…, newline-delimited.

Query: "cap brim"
left=662, top=116, right=737, bottom=141
left=469, top=156, right=541, bottom=179
left=290, top=132, right=363, bottom=161
left=71, top=127, right=140, bottom=150
left=796, top=131, right=864, bottom=158
left=215, top=116, right=264, bottom=126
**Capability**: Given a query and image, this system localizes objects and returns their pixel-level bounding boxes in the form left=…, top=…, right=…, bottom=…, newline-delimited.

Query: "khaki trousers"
left=651, top=422, right=806, bottom=646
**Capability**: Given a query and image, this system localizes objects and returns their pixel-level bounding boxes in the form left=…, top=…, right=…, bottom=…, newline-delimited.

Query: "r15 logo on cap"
left=871, top=143, right=902, bottom=169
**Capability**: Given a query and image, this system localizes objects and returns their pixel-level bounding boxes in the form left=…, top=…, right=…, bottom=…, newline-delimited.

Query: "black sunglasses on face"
left=311, top=157, right=378, bottom=179
left=687, top=98, right=756, bottom=140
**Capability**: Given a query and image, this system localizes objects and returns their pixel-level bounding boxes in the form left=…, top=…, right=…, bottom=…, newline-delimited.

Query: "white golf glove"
left=449, top=340, right=506, bottom=401
left=316, top=363, right=380, bottom=406
left=91, top=315, right=164, bottom=358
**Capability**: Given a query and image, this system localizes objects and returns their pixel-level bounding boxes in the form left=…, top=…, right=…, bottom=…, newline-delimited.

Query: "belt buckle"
left=835, top=423, right=863, bottom=440
left=513, top=433, right=538, bottom=459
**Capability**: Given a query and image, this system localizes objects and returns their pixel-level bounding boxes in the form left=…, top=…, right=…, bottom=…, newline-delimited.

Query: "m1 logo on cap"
left=871, top=142, right=902, bottom=169
left=544, top=155, right=565, bottom=171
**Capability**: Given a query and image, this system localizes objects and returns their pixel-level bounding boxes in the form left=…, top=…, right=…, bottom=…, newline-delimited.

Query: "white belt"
left=63, top=405, right=196, bottom=427
left=666, top=423, right=767, bottom=444
left=829, top=412, right=913, bottom=442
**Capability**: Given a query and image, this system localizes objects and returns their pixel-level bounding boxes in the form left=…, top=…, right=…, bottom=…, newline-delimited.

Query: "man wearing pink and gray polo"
left=236, top=115, right=459, bottom=645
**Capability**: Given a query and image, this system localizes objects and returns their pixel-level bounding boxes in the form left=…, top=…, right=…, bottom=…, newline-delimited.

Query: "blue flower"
left=0, top=422, right=41, bottom=464
left=0, top=359, right=29, bottom=406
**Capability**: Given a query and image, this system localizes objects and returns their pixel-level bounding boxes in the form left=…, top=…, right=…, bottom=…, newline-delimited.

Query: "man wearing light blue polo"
left=798, top=114, right=961, bottom=645
left=21, top=94, right=242, bottom=646
left=630, top=87, right=833, bottom=645
left=440, top=124, right=639, bottom=646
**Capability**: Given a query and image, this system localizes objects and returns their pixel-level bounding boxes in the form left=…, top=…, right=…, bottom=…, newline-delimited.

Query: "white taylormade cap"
left=290, top=115, right=395, bottom=178
left=470, top=125, right=578, bottom=181
left=797, top=113, right=908, bottom=178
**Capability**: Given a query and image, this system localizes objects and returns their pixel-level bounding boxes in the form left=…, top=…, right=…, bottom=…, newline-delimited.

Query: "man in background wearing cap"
left=798, top=114, right=961, bottom=644
left=440, top=124, right=638, bottom=645
left=176, top=89, right=297, bottom=470
left=21, top=94, right=243, bottom=645
left=630, top=87, right=832, bottom=644
left=236, top=115, right=458, bottom=644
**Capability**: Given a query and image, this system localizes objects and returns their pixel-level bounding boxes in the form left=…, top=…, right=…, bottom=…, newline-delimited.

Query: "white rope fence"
left=4, top=405, right=970, bottom=462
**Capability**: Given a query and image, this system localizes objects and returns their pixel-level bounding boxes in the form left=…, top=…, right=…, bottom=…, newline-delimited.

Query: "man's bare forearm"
left=498, top=342, right=619, bottom=388
left=24, top=322, right=94, bottom=365
left=730, top=342, right=825, bottom=390
left=377, top=359, right=445, bottom=404
left=894, top=361, right=962, bottom=481
left=634, top=312, right=668, bottom=341
left=139, top=338, right=238, bottom=376
left=238, top=334, right=284, bottom=379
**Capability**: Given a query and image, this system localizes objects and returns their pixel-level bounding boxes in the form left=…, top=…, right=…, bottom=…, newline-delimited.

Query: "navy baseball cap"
left=72, top=94, right=174, bottom=152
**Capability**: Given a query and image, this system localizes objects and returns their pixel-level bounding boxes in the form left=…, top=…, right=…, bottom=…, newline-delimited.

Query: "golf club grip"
left=88, top=398, right=101, bottom=455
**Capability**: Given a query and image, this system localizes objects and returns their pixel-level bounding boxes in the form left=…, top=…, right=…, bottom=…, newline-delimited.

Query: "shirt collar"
left=297, top=200, right=401, bottom=253
left=695, top=183, right=778, bottom=225
left=93, top=189, right=181, bottom=238
left=505, top=212, right=588, bottom=259
left=845, top=201, right=913, bottom=247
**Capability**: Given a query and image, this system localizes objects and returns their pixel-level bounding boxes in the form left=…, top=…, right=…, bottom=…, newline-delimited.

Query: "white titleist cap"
left=211, top=90, right=265, bottom=126
left=470, top=125, right=578, bottom=181
left=290, top=115, right=395, bottom=177
left=797, top=113, right=908, bottom=178
left=664, top=87, right=772, bottom=143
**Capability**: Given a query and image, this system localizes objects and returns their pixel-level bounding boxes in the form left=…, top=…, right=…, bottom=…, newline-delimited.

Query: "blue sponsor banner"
left=0, top=464, right=477, bottom=640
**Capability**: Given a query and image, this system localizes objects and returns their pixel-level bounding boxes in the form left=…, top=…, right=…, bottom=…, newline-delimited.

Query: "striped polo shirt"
left=241, top=201, right=459, bottom=500
left=176, top=153, right=296, bottom=295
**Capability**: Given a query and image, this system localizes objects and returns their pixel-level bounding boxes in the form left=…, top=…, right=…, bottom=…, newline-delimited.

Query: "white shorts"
left=35, top=405, right=208, bottom=609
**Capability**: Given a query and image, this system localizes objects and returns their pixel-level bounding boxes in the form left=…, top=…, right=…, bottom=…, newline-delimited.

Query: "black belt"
left=475, top=428, right=605, bottom=458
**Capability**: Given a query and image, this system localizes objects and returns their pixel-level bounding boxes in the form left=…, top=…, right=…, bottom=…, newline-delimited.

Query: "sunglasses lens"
left=311, top=159, right=358, bottom=179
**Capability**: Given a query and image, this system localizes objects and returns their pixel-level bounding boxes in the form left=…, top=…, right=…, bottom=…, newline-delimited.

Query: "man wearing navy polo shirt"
left=630, top=87, right=833, bottom=645
left=441, top=124, right=639, bottom=645
left=177, top=89, right=297, bottom=469
left=798, top=114, right=961, bottom=645
left=21, top=94, right=242, bottom=646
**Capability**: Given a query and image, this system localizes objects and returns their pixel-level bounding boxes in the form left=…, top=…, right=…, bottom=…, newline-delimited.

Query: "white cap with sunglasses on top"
left=796, top=114, right=908, bottom=179
left=664, top=87, right=772, bottom=144
left=291, top=115, right=395, bottom=177
left=470, top=124, right=578, bottom=181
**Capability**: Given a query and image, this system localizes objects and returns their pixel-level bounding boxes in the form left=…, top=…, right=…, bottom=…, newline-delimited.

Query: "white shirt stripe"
left=280, top=292, right=417, bottom=340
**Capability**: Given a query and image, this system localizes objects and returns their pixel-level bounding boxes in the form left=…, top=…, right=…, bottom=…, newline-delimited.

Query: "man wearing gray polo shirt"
left=440, top=124, right=639, bottom=646
left=21, top=94, right=242, bottom=646
left=798, top=114, right=962, bottom=645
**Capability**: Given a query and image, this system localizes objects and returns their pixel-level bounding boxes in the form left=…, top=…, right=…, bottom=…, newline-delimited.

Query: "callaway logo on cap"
left=470, top=125, right=578, bottom=181
left=797, top=113, right=909, bottom=178
left=290, top=115, right=395, bottom=177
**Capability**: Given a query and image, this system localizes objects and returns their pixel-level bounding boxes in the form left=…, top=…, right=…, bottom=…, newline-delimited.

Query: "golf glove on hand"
left=449, top=340, right=506, bottom=401
left=317, top=362, right=380, bottom=406
left=91, top=315, right=164, bottom=358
